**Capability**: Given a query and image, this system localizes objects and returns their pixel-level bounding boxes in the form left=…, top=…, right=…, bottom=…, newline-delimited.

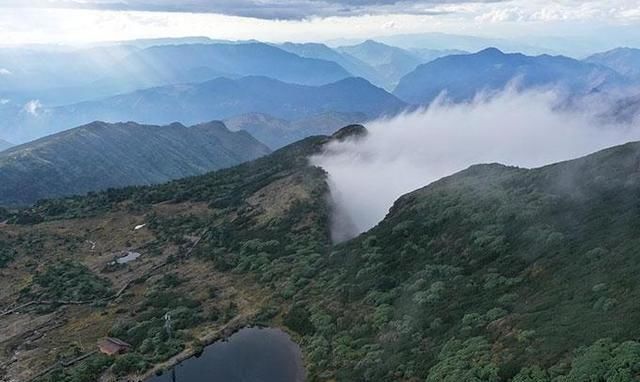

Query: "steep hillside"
left=224, top=111, right=367, bottom=149
left=0, top=42, right=350, bottom=110
left=4, top=76, right=405, bottom=143
left=0, top=121, right=270, bottom=205
left=586, top=47, right=640, bottom=80
left=323, top=140, right=640, bottom=380
left=394, top=48, right=626, bottom=105
left=3, top=132, right=640, bottom=381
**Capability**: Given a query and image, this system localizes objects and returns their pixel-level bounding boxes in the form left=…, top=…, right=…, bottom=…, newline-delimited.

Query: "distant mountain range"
left=585, top=47, right=640, bottom=80
left=337, top=40, right=423, bottom=89
left=3, top=40, right=639, bottom=147
left=0, top=139, right=12, bottom=152
left=277, top=42, right=384, bottom=87
left=0, top=42, right=352, bottom=106
left=409, top=47, right=468, bottom=63
left=0, top=121, right=270, bottom=205
left=224, top=111, right=367, bottom=149
left=335, top=32, right=552, bottom=56
left=394, top=48, right=628, bottom=105
left=2, top=76, right=406, bottom=143
left=98, top=42, right=352, bottom=94
left=279, top=40, right=460, bottom=90
left=340, top=31, right=640, bottom=57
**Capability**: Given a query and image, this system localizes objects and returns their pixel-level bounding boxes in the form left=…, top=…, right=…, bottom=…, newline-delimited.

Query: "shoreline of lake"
left=144, top=326, right=305, bottom=382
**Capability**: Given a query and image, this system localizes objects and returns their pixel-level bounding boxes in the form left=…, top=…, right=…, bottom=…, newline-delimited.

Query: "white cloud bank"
left=0, top=1, right=638, bottom=51
left=311, top=89, right=640, bottom=242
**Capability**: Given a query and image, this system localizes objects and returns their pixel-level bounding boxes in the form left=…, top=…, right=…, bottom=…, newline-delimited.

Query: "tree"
left=426, top=337, right=500, bottom=382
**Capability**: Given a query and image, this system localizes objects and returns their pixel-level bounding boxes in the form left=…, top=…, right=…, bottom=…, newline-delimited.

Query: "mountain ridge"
left=338, top=40, right=423, bottom=89
left=3, top=76, right=406, bottom=144
left=394, top=47, right=628, bottom=104
left=0, top=120, right=270, bottom=205
left=224, top=111, right=367, bottom=149
left=585, top=47, right=640, bottom=80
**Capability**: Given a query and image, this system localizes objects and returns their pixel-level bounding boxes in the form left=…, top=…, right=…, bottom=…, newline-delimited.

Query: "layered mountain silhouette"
left=277, top=42, right=383, bottom=86
left=585, top=47, right=640, bottom=80
left=0, top=120, right=270, bottom=205
left=337, top=40, right=423, bottom=89
left=3, top=76, right=406, bottom=143
left=98, top=42, right=352, bottom=93
left=278, top=41, right=461, bottom=90
left=394, top=47, right=627, bottom=104
left=0, top=42, right=352, bottom=105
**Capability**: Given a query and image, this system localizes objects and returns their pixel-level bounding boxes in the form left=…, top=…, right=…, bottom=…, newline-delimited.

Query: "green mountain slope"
left=0, top=121, right=270, bottom=206
left=324, top=140, right=640, bottom=379
left=2, top=131, right=640, bottom=381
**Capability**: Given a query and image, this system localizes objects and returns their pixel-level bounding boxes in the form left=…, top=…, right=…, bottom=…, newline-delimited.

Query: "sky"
left=0, top=1, right=637, bottom=50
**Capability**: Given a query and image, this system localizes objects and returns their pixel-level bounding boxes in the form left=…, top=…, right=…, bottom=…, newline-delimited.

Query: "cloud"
left=23, top=100, right=42, bottom=116
left=310, top=88, right=640, bottom=242
left=10, top=0, right=636, bottom=23
left=472, top=0, right=640, bottom=24
left=0, top=1, right=637, bottom=52
left=1, top=0, right=502, bottom=19
left=0, top=68, right=11, bottom=75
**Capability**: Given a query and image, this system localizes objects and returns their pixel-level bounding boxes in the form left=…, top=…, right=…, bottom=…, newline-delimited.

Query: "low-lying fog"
left=311, top=88, right=640, bottom=243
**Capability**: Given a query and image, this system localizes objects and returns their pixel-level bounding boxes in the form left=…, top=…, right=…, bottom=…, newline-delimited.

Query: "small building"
left=97, top=337, right=131, bottom=356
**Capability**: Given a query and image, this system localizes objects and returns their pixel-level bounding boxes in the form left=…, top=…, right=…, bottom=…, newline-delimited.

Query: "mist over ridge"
left=311, top=88, right=640, bottom=242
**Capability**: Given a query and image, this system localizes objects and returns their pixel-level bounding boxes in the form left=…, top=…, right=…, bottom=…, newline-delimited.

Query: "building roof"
left=97, top=337, right=131, bottom=355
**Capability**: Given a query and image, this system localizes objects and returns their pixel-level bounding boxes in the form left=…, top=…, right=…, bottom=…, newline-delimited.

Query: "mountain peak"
left=192, top=120, right=227, bottom=130
left=167, top=122, right=187, bottom=129
left=362, top=39, right=383, bottom=46
left=331, top=124, right=368, bottom=141
left=329, top=76, right=372, bottom=86
left=476, top=47, right=505, bottom=56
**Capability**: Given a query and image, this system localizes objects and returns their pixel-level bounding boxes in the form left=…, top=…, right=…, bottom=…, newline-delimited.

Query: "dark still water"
left=147, top=327, right=305, bottom=382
